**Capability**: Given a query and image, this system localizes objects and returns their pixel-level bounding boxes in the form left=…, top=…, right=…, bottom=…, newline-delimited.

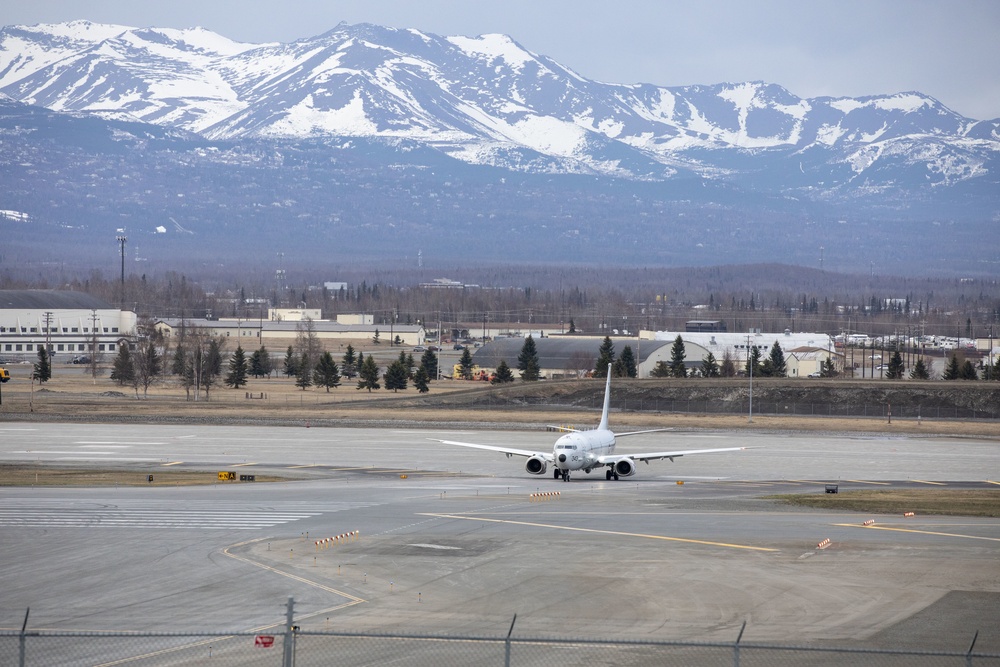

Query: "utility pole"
left=116, top=235, right=128, bottom=310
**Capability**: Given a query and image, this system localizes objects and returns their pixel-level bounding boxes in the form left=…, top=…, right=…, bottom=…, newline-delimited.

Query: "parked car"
left=71, top=355, right=91, bottom=364
left=807, top=371, right=822, bottom=378
left=413, top=346, right=426, bottom=352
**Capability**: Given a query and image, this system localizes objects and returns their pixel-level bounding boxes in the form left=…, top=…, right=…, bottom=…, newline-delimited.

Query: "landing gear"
left=562, top=470, right=571, bottom=482
left=605, top=469, right=619, bottom=481
left=606, top=470, right=612, bottom=480
left=554, top=469, right=562, bottom=479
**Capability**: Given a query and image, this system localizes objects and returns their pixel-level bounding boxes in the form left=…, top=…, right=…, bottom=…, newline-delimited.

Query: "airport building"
left=155, top=316, right=425, bottom=348
left=0, top=290, right=136, bottom=363
left=469, top=328, right=837, bottom=379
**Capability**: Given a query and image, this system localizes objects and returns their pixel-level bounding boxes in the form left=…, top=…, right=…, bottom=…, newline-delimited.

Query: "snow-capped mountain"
left=0, top=20, right=998, bottom=275
left=2, top=20, right=997, bottom=191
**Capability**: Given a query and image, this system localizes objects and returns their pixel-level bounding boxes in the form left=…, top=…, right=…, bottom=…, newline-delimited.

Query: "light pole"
left=116, top=235, right=127, bottom=310
left=747, top=334, right=753, bottom=424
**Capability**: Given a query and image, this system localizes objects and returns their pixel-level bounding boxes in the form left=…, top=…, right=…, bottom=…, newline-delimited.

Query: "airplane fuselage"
left=553, top=429, right=615, bottom=474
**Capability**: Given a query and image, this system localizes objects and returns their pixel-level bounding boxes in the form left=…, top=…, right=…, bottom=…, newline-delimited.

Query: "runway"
left=0, top=423, right=997, bottom=653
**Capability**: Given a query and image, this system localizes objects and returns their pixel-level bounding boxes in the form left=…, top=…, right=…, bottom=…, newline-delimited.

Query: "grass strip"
left=767, top=489, right=1000, bottom=517
left=0, top=465, right=287, bottom=487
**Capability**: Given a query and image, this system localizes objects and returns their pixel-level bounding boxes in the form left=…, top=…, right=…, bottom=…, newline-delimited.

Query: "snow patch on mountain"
left=446, top=34, right=534, bottom=69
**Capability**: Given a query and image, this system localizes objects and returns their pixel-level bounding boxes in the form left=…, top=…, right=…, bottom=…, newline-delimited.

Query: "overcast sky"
left=7, top=0, right=1000, bottom=119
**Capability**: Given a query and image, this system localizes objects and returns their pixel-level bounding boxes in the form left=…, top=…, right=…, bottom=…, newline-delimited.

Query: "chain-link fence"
left=4, top=630, right=999, bottom=666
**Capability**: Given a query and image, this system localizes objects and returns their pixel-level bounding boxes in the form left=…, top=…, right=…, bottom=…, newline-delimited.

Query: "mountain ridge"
left=2, top=20, right=997, bottom=190
left=0, top=21, right=997, bottom=276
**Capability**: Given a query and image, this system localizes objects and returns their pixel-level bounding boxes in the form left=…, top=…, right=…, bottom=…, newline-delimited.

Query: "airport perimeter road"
left=0, top=423, right=998, bottom=651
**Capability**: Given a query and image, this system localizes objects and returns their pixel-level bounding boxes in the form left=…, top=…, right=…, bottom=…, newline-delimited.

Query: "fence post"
left=19, top=608, right=29, bottom=667
left=283, top=597, right=295, bottom=667
left=967, top=629, right=978, bottom=667
left=732, top=620, right=746, bottom=667
left=505, top=614, right=517, bottom=667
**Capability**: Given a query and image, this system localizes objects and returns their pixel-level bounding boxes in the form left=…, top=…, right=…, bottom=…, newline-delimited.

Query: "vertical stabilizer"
left=598, top=364, right=612, bottom=431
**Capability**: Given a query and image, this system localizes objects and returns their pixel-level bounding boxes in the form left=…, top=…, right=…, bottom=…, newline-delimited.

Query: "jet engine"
left=614, top=459, right=636, bottom=477
left=525, top=456, right=548, bottom=475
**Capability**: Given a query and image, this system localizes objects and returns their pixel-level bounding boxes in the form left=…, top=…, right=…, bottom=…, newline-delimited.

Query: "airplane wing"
left=599, top=446, right=746, bottom=465
left=615, top=428, right=672, bottom=437
left=429, top=439, right=553, bottom=461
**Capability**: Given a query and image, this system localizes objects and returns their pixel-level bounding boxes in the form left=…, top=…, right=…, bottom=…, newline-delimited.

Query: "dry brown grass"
left=768, top=489, right=1000, bottom=517
left=1, top=363, right=998, bottom=437
left=0, top=464, right=289, bottom=487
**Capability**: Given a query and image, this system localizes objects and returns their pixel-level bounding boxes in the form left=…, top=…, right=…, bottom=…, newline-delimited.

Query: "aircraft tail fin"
left=598, top=364, right=612, bottom=431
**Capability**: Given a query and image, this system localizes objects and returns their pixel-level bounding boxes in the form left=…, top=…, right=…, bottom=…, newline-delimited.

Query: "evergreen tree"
left=384, top=359, right=409, bottom=392
left=295, top=354, right=313, bottom=390
left=458, top=347, right=475, bottom=379
left=960, top=360, right=978, bottom=380
left=517, top=335, right=541, bottom=381
left=619, top=345, right=638, bottom=378
left=611, top=357, right=627, bottom=378
left=668, top=335, right=687, bottom=378
left=202, top=338, right=224, bottom=399
left=942, top=354, right=961, bottom=380
left=110, top=345, right=134, bottom=386
left=650, top=360, right=671, bottom=378
left=413, top=366, right=430, bottom=393
left=356, top=355, right=381, bottom=392
left=341, top=344, right=357, bottom=378
left=419, top=348, right=438, bottom=381
left=745, top=345, right=762, bottom=377
left=910, top=357, right=930, bottom=380
left=492, top=359, right=516, bottom=384
left=767, top=341, right=787, bottom=377
left=249, top=347, right=271, bottom=379
left=249, top=348, right=262, bottom=378
left=405, top=352, right=416, bottom=378
left=372, top=329, right=381, bottom=345
left=594, top=336, right=615, bottom=377
left=32, top=346, right=52, bottom=383
left=312, top=351, right=341, bottom=392
left=224, top=344, right=249, bottom=388
left=701, top=352, right=721, bottom=378
left=820, top=357, right=837, bottom=378
left=171, top=344, right=186, bottom=377
left=885, top=350, right=905, bottom=379
left=283, top=345, right=298, bottom=377
left=568, top=318, right=576, bottom=333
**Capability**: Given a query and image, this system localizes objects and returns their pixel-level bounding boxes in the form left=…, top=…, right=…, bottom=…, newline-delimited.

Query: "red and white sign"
left=254, top=635, right=275, bottom=648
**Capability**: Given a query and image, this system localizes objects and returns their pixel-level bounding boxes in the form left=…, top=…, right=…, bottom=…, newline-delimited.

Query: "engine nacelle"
left=614, top=459, right=636, bottom=477
left=525, top=456, right=548, bottom=475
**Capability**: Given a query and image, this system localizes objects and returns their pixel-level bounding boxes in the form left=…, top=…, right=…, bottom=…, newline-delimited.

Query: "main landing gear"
left=554, top=469, right=572, bottom=482
left=605, top=469, right=619, bottom=481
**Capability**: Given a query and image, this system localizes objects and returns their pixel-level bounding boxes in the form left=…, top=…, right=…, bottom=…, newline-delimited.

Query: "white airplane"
left=430, top=366, right=746, bottom=481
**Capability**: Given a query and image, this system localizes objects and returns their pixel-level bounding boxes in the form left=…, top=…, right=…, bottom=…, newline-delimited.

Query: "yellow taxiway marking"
left=420, top=513, right=778, bottom=552
left=844, top=480, right=891, bottom=485
left=912, top=479, right=946, bottom=485
left=233, top=462, right=257, bottom=467
left=985, top=480, right=1000, bottom=486
left=287, top=463, right=320, bottom=468
left=161, top=461, right=184, bottom=466
left=834, top=523, right=1000, bottom=543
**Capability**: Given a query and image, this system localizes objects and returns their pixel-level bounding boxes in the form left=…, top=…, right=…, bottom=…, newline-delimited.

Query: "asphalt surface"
left=0, top=423, right=998, bottom=660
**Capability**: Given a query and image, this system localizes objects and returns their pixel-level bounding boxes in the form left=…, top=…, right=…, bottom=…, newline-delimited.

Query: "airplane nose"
left=558, top=454, right=567, bottom=463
